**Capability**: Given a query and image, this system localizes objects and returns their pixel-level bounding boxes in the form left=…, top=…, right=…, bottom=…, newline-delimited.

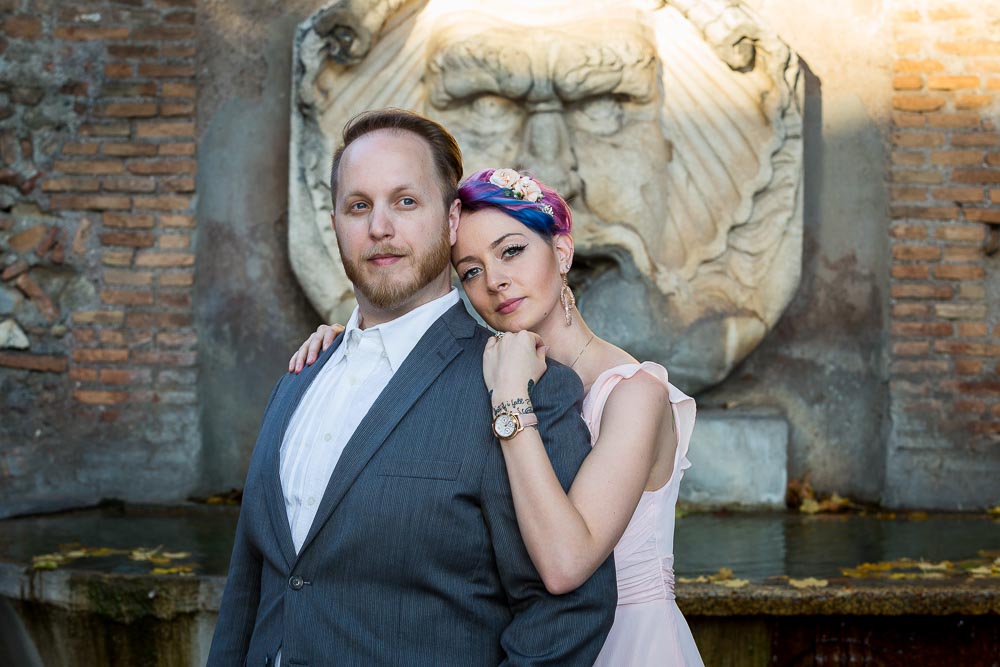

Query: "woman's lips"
left=496, top=297, right=525, bottom=315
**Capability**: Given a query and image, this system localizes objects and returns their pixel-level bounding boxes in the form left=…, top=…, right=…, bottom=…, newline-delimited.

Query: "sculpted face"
left=333, top=130, right=459, bottom=318
left=426, top=12, right=674, bottom=264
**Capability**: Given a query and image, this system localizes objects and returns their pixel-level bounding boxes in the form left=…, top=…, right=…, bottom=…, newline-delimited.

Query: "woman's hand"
left=483, top=330, right=548, bottom=403
left=288, top=323, right=345, bottom=373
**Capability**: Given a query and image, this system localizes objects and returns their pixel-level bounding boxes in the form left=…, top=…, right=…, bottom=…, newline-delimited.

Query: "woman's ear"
left=553, top=233, right=575, bottom=273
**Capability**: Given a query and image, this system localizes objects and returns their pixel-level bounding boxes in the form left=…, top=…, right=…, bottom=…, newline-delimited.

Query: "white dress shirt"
left=278, top=288, right=460, bottom=554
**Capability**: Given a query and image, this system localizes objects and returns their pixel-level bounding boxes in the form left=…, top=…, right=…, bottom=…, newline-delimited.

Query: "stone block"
left=680, top=409, right=789, bottom=509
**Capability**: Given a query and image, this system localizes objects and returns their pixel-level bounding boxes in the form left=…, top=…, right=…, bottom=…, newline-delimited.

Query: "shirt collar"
left=340, top=289, right=461, bottom=372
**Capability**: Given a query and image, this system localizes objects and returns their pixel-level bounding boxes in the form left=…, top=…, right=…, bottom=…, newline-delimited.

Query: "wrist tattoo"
left=493, top=396, right=534, bottom=418
left=527, top=379, right=535, bottom=395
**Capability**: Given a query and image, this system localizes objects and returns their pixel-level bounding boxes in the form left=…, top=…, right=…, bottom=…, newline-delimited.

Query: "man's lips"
left=367, top=254, right=404, bottom=267
left=496, top=297, right=524, bottom=315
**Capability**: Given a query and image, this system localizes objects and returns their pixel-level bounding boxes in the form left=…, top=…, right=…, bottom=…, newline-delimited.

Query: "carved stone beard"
left=338, top=225, right=452, bottom=311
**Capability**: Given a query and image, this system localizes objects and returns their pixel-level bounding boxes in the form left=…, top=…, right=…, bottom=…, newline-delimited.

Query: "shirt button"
left=324, top=433, right=332, bottom=442
left=289, top=575, right=304, bottom=590
left=307, top=496, right=316, bottom=506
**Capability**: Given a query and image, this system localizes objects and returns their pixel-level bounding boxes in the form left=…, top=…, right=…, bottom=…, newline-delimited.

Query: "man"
left=208, top=108, right=616, bottom=666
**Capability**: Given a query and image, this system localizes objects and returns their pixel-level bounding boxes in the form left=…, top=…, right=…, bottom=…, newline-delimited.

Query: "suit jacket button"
left=289, top=575, right=304, bottom=590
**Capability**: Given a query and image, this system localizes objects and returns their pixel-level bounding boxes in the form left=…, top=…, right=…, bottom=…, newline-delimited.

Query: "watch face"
left=494, top=414, right=517, bottom=438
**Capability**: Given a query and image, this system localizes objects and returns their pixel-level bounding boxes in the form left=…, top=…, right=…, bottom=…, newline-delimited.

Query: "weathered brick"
left=14, top=273, right=57, bottom=320
left=892, top=322, right=954, bottom=337
left=99, top=330, right=125, bottom=346
left=133, top=195, right=192, bottom=210
left=892, top=264, right=930, bottom=279
left=955, top=359, right=983, bottom=374
left=101, top=289, right=154, bottom=305
left=932, top=187, right=985, bottom=202
left=160, top=292, right=191, bottom=309
left=934, top=264, right=986, bottom=280
left=74, top=390, right=130, bottom=405
left=931, top=150, right=983, bottom=166
left=890, top=205, right=959, bottom=219
left=988, top=78, right=1000, bottom=90
left=160, top=44, right=196, bottom=58
left=958, top=283, right=986, bottom=300
left=100, top=368, right=152, bottom=384
left=956, top=95, right=992, bottom=110
left=99, top=102, right=158, bottom=118
left=126, top=312, right=191, bottom=328
left=893, top=112, right=926, bottom=128
left=157, top=331, right=196, bottom=347
left=104, top=212, right=154, bottom=229
left=132, top=350, right=196, bottom=366
left=954, top=400, right=985, bottom=414
left=101, top=142, right=158, bottom=157
left=53, top=160, right=125, bottom=175
left=892, top=245, right=942, bottom=261
left=892, top=284, right=953, bottom=299
left=892, top=132, right=945, bottom=148
left=942, top=247, right=983, bottom=262
left=3, top=15, right=42, bottom=39
left=159, top=142, right=196, bottom=157
left=987, top=153, right=1000, bottom=166
left=953, top=169, right=1000, bottom=184
left=892, top=169, right=943, bottom=184
left=163, top=176, right=194, bottom=192
left=99, top=82, right=158, bottom=98
left=992, top=189, right=1000, bottom=204
left=161, top=102, right=194, bottom=117
left=889, top=224, right=928, bottom=239
left=73, top=349, right=129, bottom=363
left=136, top=121, right=195, bottom=138
left=935, top=224, right=987, bottom=241
left=892, top=95, right=945, bottom=112
left=102, top=176, right=156, bottom=192
left=892, top=341, right=930, bottom=356
left=104, top=269, right=153, bottom=286
left=0, top=352, right=67, bottom=373
left=936, top=341, right=1000, bottom=356
left=105, top=63, right=134, bottom=78
left=80, top=122, right=130, bottom=137
left=62, top=143, right=98, bottom=156
left=952, top=132, right=998, bottom=147
left=102, top=250, right=134, bottom=266
left=927, top=76, right=980, bottom=90
left=69, top=367, right=100, bottom=382
left=72, top=310, right=124, bottom=325
left=8, top=225, right=48, bottom=252
left=891, top=151, right=926, bottom=167
left=137, top=64, right=196, bottom=78
left=894, top=59, right=945, bottom=73
left=936, top=42, right=1000, bottom=57
left=159, top=234, right=190, bottom=249
left=127, top=159, right=196, bottom=175
left=41, top=176, right=101, bottom=192
left=54, top=26, right=130, bottom=40
left=135, top=251, right=194, bottom=267
left=99, top=231, right=155, bottom=248
left=957, top=322, right=989, bottom=337
left=891, top=186, right=927, bottom=201
left=160, top=272, right=194, bottom=287
left=162, top=82, right=196, bottom=98
left=893, top=75, right=923, bottom=90
left=891, top=360, right=950, bottom=375
left=164, top=10, right=195, bottom=24
left=965, top=208, right=1000, bottom=223
left=892, top=303, right=930, bottom=318
left=927, top=113, right=982, bottom=129
left=131, top=25, right=195, bottom=41
left=160, top=214, right=195, bottom=228
left=1, top=259, right=29, bottom=281
left=935, top=303, right=987, bottom=319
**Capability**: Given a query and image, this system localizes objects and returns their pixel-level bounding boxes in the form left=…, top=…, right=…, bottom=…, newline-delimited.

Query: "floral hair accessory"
left=489, top=168, right=554, bottom=215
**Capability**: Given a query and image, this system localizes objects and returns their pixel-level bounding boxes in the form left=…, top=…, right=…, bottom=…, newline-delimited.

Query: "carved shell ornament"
left=289, top=0, right=803, bottom=391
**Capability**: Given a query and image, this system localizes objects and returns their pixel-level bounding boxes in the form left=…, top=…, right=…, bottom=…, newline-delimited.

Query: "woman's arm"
left=484, top=335, right=676, bottom=594
left=288, top=323, right=344, bottom=373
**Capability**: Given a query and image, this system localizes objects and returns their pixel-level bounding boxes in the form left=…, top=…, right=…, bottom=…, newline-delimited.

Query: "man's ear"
left=447, top=198, right=461, bottom=245
left=554, top=233, right=575, bottom=272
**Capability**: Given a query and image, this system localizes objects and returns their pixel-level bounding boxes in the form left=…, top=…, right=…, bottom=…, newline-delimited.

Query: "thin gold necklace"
left=569, top=334, right=596, bottom=369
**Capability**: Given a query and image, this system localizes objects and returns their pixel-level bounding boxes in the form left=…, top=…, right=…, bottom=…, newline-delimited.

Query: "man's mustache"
left=362, top=245, right=409, bottom=260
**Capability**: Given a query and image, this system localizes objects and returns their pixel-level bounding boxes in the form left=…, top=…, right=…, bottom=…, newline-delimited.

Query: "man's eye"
left=460, top=267, right=481, bottom=282
left=349, top=201, right=368, bottom=212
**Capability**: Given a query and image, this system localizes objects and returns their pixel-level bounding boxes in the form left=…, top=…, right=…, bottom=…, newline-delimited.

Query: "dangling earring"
left=560, top=272, right=575, bottom=327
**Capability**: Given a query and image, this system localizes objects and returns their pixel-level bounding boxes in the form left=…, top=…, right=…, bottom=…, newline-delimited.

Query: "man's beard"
left=339, top=227, right=452, bottom=311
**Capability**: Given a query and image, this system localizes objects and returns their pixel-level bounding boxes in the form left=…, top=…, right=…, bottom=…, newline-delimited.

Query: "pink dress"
left=583, top=362, right=704, bottom=667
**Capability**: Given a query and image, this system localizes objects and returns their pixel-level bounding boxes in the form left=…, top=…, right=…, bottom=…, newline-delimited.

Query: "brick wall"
left=888, top=2, right=1000, bottom=468
left=0, top=0, right=200, bottom=516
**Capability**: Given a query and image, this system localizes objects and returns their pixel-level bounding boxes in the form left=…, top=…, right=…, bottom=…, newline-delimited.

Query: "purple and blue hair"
left=457, top=169, right=573, bottom=238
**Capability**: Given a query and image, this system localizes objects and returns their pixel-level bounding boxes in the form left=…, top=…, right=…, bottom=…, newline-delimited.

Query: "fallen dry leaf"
left=713, top=578, right=750, bottom=588
left=788, top=577, right=828, bottom=588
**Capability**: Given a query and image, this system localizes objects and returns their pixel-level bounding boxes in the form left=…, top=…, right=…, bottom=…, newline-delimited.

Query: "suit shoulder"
left=538, top=358, right=585, bottom=396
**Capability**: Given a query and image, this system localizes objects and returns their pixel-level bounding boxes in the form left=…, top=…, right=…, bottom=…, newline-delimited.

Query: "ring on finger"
left=494, top=331, right=506, bottom=340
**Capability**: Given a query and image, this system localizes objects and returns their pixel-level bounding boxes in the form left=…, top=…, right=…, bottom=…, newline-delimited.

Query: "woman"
left=289, top=168, right=703, bottom=666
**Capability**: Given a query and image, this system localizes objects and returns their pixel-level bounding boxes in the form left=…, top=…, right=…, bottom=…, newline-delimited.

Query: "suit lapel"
left=295, top=303, right=474, bottom=560
left=264, top=334, right=345, bottom=570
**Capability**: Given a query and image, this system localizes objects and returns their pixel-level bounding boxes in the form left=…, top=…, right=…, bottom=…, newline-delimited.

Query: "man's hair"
left=330, top=108, right=464, bottom=209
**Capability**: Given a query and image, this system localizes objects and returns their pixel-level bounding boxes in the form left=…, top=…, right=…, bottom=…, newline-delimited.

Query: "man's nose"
left=368, top=206, right=394, bottom=240
left=516, top=109, right=581, bottom=201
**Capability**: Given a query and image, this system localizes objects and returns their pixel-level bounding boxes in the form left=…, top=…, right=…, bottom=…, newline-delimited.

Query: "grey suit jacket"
left=207, top=302, right=617, bottom=666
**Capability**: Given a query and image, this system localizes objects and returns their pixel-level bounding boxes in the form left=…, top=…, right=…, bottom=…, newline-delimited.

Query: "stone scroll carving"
left=290, top=0, right=804, bottom=392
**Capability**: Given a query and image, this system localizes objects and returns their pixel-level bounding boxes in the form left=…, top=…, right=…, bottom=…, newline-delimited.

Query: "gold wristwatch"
left=492, top=410, right=538, bottom=440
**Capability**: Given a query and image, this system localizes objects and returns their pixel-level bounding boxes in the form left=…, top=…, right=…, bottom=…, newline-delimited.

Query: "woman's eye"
left=400, top=197, right=416, bottom=206
left=501, top=244, right=526, bottom=259
left=460, top=267, right=481, bottom=282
